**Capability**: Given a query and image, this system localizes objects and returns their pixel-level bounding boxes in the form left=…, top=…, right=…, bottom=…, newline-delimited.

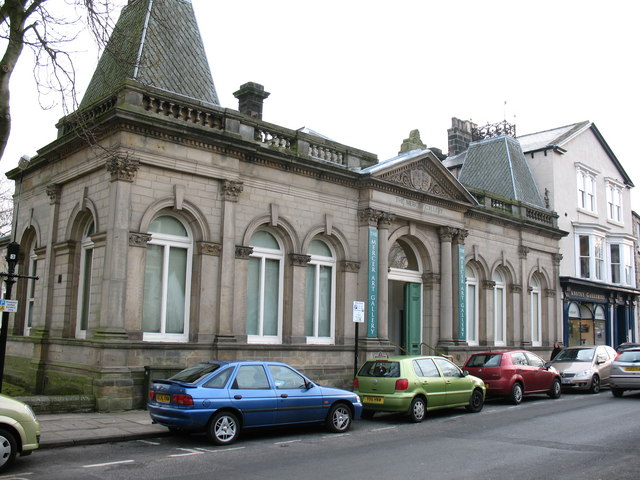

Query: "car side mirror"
left=544, top=362, right=552, bottom=369
left=462, top=370, right=469, bottom=377
left=305, top=380, right=314, bottom=389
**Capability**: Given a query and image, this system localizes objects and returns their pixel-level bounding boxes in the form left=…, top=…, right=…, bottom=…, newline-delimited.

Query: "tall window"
left=530, top=276, right=542, bottom=347
left=76, top=221, right=95, bottom=338
left=577, top=233, right=607, bottom=282
left=576, top=168, right=596, bottom=213
left=624, top=244, right=634, bottom=285
left=465, top=265, right=479, bottom=346
left=610, top=244, right=621, bottom=284
left=305, top=239, right=335, bottom=344
left=493, top=270, right=506, bottom=346
left=579, top=235, right=590, bottom=278
left=24, top=245, right=38, bottom=336
left=594, top=237, right=604, bottom=281
left=606, top=182, right=623, bottom=223
left=142, top=215, right=192, bottom=342
left=246, top=230, right=283, bottom=344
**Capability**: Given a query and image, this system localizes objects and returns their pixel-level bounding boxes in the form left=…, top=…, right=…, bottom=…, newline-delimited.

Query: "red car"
left=463, top=350, right=561, bottom=405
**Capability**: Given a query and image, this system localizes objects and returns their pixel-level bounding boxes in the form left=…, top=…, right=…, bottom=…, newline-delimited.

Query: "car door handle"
left=234, top=395, right=242, bottom=399
left=280, top=394, right=288, bottom=398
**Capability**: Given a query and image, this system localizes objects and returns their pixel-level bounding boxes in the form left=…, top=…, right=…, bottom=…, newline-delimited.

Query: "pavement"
left=38, top=410, right=170, bottom=449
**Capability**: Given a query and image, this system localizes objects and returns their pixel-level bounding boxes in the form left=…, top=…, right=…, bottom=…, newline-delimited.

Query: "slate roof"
left=80, top=0, right=219, bottom=108
left=458, top=135, right=545, bottom=208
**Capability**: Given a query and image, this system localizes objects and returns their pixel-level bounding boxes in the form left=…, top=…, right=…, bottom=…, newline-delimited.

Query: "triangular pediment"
left=371, top=151, right=477, bottom=204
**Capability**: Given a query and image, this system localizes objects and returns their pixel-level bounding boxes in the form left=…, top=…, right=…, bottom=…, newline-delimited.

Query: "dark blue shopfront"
left=561, top=277, right=638, bottom=348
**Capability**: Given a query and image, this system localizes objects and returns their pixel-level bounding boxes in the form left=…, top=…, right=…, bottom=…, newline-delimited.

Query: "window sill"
left=576, top=207, right=598, bottom=218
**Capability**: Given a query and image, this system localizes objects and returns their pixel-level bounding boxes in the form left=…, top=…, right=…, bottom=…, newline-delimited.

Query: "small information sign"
left=0, top=300, right=18, bottom=313
left=353, top=301, right=365, bottom=323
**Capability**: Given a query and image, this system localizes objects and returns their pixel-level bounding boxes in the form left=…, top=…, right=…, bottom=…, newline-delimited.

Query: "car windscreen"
left=617, top=350, right=640, bottom=363
left=466, top=354, right=501, bottom=367
left=554, top=348, right=594, bottom=362
left=170, top=363, right=223, bottom=384
left=358, top=361, right=400, bottom=378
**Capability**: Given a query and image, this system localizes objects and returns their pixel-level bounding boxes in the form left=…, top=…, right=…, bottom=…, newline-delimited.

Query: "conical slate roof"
left=458, top=135, right=545, bottom=208
left=80, top=0, right=219, bottom=107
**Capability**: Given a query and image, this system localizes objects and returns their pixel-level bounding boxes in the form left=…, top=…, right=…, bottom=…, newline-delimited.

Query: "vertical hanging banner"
left=367, top=227, right=378, bottom=338
left=458, top=244, right=466, bottom=340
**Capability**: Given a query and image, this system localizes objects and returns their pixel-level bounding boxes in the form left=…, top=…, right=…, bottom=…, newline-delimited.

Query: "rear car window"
left=170, top=362, right=223, bottom=384
left=617, top=350, right=640, bottom=363
left=358, top=361, right=400, bottom=378
left=203, top=368, right=233, bottom=389
left=467, top=354, right=501, bottom=367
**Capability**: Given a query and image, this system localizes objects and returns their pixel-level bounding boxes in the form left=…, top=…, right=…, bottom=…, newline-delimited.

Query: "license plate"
left=625, top=366, right=640, bottom=372
left=156, top=393, right=171, bottom=403
left=363, top=396, right=384, bottom=404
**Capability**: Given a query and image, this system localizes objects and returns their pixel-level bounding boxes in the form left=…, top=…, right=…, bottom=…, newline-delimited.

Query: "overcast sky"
left=4, top=0, right=640, bottom=210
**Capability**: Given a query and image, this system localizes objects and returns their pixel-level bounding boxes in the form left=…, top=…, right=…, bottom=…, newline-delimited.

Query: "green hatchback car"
left=353, top=355, right=486, bottom=422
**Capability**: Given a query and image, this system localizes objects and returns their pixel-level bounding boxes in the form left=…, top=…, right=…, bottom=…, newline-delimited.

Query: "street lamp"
left=0, top=242, right=23, bottom=392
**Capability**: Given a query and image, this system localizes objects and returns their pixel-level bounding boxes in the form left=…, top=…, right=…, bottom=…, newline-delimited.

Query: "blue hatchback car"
left=147, top=360, right=362, bottom=445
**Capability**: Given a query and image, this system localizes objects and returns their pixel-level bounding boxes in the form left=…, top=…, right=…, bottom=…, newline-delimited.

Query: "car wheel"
left=548, top=378, right=562, bottom=399
left=0, top=428, right=17, bottom=473
left=589, top=375, right=600, bottom=394
left=361, top=409, right=375, bottom=419
left=510, top=382, right=523, bottom=405
left=408, top=396, right=426, bottom=423
left=611, top=387, right=624, bottom=398
left=326, top=403, right=352, bottom=433
left=465, top=388, right=484, bottom=413
left=207, top=411, right=240, bottom=445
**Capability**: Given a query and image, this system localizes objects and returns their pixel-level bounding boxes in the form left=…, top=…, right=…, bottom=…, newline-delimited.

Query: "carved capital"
left=439, top=226, right=456, bottom=242
left=378, top=212, right=395, bottom=228
left=510, top=284, right=523, bottom=293
left=422, top=272, right=440, bottom=287
left=341, top=260, right=361, bottom=273
left=359, top=208, right=383, bottom=227
left=545, top=288, right=556, bottom=297
left=552, top=253, right=563, bottom=266
left=290, top=253, right=311, bottom=266
left=222, top=180, right=244, bottom=202
left=519, top=245, right=530, bottom=259
left=46, top=184, right=61, bottom=205
left=198, top=242, right=222, bottom=256
left=483, top=280, right=496, bottom=290
left=129, top=232, right=152, bottom=247
left=455, top=229, right=469, bottom=245
left=106, top=155, right=140, bottom=182
left=235, top=245, right=253, bottom=259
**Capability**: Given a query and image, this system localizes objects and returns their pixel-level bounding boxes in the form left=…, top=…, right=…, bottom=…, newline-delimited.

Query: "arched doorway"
left=388, top=238, right=423, bottom=354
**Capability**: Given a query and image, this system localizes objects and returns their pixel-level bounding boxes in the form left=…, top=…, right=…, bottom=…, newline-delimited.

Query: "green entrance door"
left=404, top=283, right=422, bottom=354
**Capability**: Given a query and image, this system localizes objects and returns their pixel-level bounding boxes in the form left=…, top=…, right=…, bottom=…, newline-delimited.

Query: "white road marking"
left=321, top=433, right=351, bottom=439
left=371, top=426, right=397, bottom=432
left=0, top=473, right=33, bottom=479
left=83, top=460, right=135, bottom=468
left=195, top=446, right=246, bottom=453
left=274, top=439, right=302, bottom=445
left=169, top=448, right=204, bottom=457
left=137, top=440, right=161, bottom=445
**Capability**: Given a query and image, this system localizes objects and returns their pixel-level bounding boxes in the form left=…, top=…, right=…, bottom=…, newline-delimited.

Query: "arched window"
left=142, top=215, right=192, bottom=342
left=76, top=220, right=95, bottom=339
left=305, top=239, right=336, bottom=344
left=493, top=269, right=506, bottom=346
left=24, top=242, right=38, bottom=336
left=530, top=276, right=542, bottom=347
left=246, top=230, right=283, bottom=344
left=465, top=265, right=479, bottom=346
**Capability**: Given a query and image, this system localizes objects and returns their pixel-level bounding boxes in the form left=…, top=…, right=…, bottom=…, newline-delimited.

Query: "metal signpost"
left=0, top=242, right=38, bottom=393
left=353, top=301, right=365, bottom=378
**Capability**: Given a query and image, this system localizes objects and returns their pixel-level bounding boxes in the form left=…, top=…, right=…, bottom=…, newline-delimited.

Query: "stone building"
left=5, top=0, right=564, bottom=410
left=447, top=117, right=639, bottom=348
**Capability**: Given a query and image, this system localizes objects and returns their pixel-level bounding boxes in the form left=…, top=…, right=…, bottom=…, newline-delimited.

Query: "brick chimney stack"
left=233, top=82, right=270, bottom=120
left=447, top=117, right=476, bottom=156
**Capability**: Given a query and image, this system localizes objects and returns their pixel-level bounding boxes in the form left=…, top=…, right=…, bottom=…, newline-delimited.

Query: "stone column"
left=439, top=227, right=456, bottom=344
left=552, top=253, right=563, bottom=343
left=377, top=212, right=395, bottom=341
left=216, top=181, right=243, bottom=343
left=290, top=254, right=311, bottom=342
left=452, top=229, right=468, bottom=343
left=232, top=245, right=253, bottom=340
left=483, top=280, right=496, bottom=344
left=96, top=156, right=139, bottom=339
left=519, top=245, right=530, bottom=346
left=358, top=208, right=383, bottom=339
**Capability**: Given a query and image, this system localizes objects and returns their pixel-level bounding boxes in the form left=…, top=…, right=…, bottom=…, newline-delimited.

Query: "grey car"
left=551, top=345, right=617, bottom=393
left=610, top=348, right=640, bottom=397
